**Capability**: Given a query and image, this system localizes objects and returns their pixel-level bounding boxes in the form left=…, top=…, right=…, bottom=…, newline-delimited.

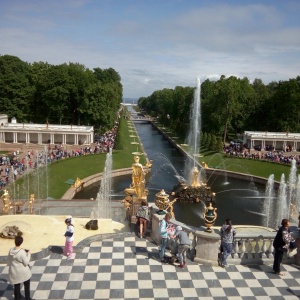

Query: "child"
left=159, top=213, right=172, bottom=263
left=219, top=219, right=236, bottom=268
left=64, top=217, right=74, bottom=259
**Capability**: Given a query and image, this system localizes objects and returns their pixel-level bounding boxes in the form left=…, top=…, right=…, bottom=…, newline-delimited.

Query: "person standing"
left=159, top=212, right=172, bottom=263
left=8, top=236, right=32, bottom=300
left=273, top=218, right=295, bottom=276
left=64, top=217, right=74, bottom=259
left=219, top=219, right=236, bottom=268
left=136, top=199, right=150, bottom=238
left=173, top=226, right=191, bottom=269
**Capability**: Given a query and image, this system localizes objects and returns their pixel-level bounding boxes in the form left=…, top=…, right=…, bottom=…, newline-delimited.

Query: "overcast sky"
left=1, top=0, right=300, bottom=99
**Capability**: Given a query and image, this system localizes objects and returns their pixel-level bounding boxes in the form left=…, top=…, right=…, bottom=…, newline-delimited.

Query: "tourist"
left=136, top=199, right=150, bottom=238
left=159, top=212, right=172, bottom=263
left=219, top=219, right=236, bottom=268
left=63, top=217, right=74, bottom=259
left=172, top=226, right=191, bottom=269
left=273, top=218, right=296, bottom=276
left=8, top=236, right=32, bottom=300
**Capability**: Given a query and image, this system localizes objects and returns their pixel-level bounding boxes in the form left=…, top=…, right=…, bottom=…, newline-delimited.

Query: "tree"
left=0, top=55, right=34, bottom=122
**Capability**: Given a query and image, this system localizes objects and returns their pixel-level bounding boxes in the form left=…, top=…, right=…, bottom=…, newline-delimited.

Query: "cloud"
left=0, top=0, right=299, bottom=98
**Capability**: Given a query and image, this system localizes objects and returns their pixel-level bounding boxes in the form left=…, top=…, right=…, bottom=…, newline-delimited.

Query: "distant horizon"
left=122, top=98, right=138, bottom=104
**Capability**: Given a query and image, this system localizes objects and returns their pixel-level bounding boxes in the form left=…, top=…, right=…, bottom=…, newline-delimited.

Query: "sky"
left=1, top=0, right=300, bottom=99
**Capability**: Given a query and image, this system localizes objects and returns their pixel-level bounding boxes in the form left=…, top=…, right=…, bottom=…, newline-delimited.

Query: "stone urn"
left=203, top=202, right=217, bottom=233
left=155, top=189, right=170, bottom=215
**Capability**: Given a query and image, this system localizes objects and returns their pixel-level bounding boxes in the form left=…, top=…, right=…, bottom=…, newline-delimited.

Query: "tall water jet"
left=296, top=174, right=300, bottom=212
left=185, top=77, right=202, bottom=182
left=277, top=174, right=287, bottom=227
left=91, top=148, right=112, bottom=219
left=287, top=159, right=297, bottom=220
left=263, top=174, right=275, bottom=228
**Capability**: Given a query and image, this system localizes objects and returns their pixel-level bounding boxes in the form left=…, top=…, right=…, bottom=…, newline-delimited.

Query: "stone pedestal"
left=193, top=227, right=220, bottom=266
left=151, top=213, right=165, bottom=245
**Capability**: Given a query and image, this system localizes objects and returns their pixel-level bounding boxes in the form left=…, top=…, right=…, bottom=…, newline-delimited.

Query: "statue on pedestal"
left=131, top=155, right=147, bottom=199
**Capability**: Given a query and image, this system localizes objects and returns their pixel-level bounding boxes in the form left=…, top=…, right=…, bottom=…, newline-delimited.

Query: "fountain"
left=287, top=159, right=298, bottom=219
left=263, top=174, right=275, bottom=228
left=186, top=77, right=201, bottom=169
left=91, top=148, right=112, bottom=220
left=169, top=77, right=217, bottom=227
left=277, top=174, right=287, bottom=227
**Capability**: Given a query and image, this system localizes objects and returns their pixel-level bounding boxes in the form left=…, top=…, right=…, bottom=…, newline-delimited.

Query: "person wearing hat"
left=63, top=217, right=74, bottom=259
left=172, top=225, right=191, bottom=269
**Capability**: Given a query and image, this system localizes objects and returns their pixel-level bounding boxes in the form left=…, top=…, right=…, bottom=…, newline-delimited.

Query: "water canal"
left=76, top=107, right=267, bottom=228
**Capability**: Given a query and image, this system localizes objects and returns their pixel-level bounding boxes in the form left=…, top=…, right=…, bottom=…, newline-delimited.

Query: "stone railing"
left=151, top=212, right=300, bottom=266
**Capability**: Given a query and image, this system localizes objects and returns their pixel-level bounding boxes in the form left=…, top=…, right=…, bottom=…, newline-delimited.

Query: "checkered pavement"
left=1, top=234, right=300, bottom=299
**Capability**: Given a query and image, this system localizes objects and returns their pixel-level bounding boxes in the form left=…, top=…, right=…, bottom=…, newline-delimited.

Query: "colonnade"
left=0, top=123, right=94, bottom=146
left=244, top=131, right=300, bottom=151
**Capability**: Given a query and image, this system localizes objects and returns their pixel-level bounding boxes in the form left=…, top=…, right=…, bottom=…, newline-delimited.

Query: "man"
left=172, top=226, right=191, bottom=269
left=273, top=219, right=296, bottom=276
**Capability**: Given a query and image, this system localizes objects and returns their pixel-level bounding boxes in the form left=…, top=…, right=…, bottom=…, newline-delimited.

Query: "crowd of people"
left=0, top=121, right=119, bottom=190
left=223, top=142, right=300, bottom=166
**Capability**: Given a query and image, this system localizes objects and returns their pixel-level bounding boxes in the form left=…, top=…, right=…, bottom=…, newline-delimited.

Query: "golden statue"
left=201, top=161, right=208, bottom=169
left=28, top=194, right=35, bottom=214
left=72, top=177, right=81, bottom=188
left=167, top=198, right=177, bottom=218
left=1, top=189, right=11, bottom=213
left=190, top=167, right=200, bottom=187
left=131, top=155, right=147, bottom=199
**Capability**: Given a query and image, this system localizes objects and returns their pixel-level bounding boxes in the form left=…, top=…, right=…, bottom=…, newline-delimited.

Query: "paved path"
left=1, top=233, right=300, bottom=300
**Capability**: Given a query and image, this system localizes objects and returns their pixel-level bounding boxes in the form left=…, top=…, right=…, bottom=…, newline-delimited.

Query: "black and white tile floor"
left=1, top=234, right=300, bottom=300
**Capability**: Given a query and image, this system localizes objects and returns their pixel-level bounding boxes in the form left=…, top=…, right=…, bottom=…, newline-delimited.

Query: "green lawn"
left=199, top=153, right=291, bottom=182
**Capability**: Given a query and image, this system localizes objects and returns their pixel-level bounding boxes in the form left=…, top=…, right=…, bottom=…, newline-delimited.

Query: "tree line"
left=0, top=55, right=123, bottom=133
left=138, top=75, right=300, bottom=144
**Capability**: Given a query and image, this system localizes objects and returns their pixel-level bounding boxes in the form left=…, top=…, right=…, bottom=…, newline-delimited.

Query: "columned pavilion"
left=0, top=114, right=94, bottom=146
left=243, top=131, right=300, bottom=151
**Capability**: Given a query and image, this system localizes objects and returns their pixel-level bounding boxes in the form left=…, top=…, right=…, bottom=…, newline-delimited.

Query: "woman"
left=273, top=218, right=295, bottom=276
left=136, top=199, right=150, bottom=238
left=219, top=219, right=236, bottom=268
left=64, top=217, right=74, bottom=259
left=8, top=236, right=32, bottom=300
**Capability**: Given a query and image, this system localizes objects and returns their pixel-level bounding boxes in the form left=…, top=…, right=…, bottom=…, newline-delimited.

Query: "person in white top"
left=8, top=236, right=32, bottom=300
left=63, top=217, right=74, bottom=259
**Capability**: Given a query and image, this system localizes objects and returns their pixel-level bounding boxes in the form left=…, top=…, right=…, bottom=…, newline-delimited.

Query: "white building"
left=0, top=114, right=94, bottom=145
left=243, top=131, right=300, bottom=151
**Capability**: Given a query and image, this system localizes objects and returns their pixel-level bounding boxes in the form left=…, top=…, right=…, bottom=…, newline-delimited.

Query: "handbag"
left=288, top=247, right=297, bottom=257
left=287, top=241, right=297, bottom=257
left=64, top=231, right=73, bottom=237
